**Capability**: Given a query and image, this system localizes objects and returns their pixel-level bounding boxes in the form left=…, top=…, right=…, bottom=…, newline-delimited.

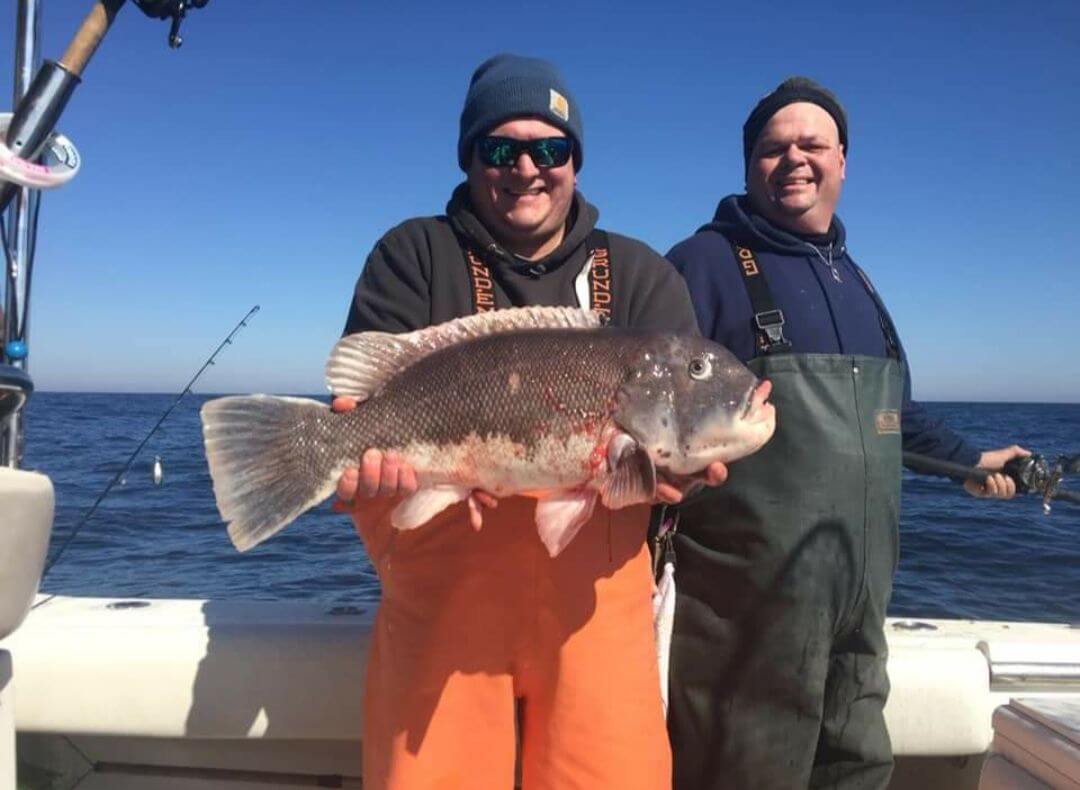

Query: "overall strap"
left=850, top=262, right=902, bottom=360
left=463, top=246, right=498, bottom=313
left=732, top=243, right=791, bottom=355
left=579, top=229, right=613, bottom=322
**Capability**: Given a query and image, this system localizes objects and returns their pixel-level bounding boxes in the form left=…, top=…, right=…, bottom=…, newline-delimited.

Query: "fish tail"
left=200, top=395, right=344, bottom=551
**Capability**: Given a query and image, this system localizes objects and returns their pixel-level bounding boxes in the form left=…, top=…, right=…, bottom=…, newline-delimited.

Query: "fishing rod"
left=903, top=451, right=1080, bottom=513
left=2, top=0, right=212, bottom=467
left=0, top=0, right=209, bottom=213
left=40, top=304, right=259, bottom=578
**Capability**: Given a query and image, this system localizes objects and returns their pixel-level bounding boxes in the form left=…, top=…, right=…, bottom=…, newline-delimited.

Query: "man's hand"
left=329, top=396, right=497, bottom=530
left=655, top=462, right=729, bottom=505
left=963, top=445, right=1030, bottom=500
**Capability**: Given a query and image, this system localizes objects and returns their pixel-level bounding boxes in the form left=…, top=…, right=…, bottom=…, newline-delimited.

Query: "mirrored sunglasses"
left=476, top=136, right=573, bottom=169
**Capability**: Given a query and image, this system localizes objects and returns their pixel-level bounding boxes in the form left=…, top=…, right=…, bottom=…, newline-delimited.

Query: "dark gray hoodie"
left=345, top=184, right=698, bottom=335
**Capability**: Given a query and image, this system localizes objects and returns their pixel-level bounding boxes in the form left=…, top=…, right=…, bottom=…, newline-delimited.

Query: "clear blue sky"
left=3, top=0, right=1078, bottom=401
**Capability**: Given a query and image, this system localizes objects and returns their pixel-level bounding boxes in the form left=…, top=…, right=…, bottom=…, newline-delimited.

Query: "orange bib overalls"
left=356, top=496, right=671, bottom=790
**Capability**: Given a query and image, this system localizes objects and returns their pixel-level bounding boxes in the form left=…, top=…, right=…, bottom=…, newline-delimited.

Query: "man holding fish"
left=330, top=54, right=769, bottom=790
left=200, top=55, right=771, bottom=789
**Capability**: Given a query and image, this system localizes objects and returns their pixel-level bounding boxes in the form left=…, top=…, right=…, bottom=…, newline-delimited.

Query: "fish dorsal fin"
left=326, top=306, right=603, bottom=399
left=600, top=432, right=657, bottom=509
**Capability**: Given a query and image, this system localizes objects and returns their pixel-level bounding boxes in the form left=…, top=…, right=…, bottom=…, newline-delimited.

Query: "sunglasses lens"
left=478, top=137, right=517, bottom=167
left=477, top=136, right=572, bottom=168
left=531, top=138, right=572, bottom=167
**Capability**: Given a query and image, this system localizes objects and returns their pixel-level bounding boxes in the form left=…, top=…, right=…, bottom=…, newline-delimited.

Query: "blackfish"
left=200, top=307, right=776, bottom=556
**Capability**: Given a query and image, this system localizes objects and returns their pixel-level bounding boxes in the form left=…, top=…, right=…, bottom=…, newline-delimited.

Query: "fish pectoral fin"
left=534, top=492, right=598, bottom=557
left=391, top=486, right=472, bottom=530
left=600, top=432, right=657, bottom=510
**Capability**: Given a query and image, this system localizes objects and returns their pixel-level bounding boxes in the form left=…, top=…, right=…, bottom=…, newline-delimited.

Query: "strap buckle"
left=652, top=506, right=679, bottom=577
left=754, top=310, right=791, bottom=352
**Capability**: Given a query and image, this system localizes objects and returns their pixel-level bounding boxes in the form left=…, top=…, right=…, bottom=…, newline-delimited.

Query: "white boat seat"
left=885, top=645, right=993, bottom=755
left=0, top=467, right=53, bottom=640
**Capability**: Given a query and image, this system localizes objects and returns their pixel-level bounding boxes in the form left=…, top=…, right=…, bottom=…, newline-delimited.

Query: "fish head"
left=614, top=335, right=776, bottom=475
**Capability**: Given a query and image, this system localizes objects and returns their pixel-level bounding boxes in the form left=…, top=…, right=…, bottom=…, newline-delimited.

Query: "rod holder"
left=0, top=61, right=81, bottom=213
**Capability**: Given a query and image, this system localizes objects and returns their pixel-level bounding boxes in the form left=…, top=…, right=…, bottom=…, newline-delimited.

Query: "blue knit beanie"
left=743, top=77, right=847, bottom=175
left=458, top=54, right=584, bottom=172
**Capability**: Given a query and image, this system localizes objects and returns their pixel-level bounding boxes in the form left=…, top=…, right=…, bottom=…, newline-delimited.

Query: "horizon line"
left=29, top=390, right=1080, bottom=406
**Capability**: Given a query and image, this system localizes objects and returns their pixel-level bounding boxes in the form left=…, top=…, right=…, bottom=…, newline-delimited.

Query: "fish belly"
left=397, top=428, right=609, bottom=497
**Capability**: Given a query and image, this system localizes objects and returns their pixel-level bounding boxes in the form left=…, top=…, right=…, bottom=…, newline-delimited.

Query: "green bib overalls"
left=668, top=246, right=904, bottom=790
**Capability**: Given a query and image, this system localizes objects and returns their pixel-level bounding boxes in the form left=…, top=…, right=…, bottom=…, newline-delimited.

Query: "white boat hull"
left=4, top=596, right=1079, bottom=788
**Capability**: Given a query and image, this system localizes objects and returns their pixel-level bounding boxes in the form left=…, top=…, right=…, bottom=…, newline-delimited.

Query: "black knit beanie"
left=458, top=54, right=584, bottom=172
left=742, top=77, right=847, bottom=174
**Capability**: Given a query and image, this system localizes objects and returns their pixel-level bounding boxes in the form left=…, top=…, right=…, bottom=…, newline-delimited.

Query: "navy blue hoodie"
left=667, top=194, right=980, bottom=469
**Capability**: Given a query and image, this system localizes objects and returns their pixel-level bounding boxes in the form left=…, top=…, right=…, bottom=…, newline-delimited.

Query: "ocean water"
left=19, top=394, right=1080, bottom=623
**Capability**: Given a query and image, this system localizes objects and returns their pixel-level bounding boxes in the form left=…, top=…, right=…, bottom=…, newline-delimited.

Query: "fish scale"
left=337, top=330, right=643, bottom=460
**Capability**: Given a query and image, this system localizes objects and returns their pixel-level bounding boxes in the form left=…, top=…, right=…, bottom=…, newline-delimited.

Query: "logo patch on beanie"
left=549, top=89, right=569, bottom=122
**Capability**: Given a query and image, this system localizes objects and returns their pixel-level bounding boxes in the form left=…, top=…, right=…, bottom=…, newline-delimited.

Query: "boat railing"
left=979, top=640, right=1080, bottom=691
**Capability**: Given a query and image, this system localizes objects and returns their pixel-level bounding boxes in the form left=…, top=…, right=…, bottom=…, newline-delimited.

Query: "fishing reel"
left=1004, top=453, right=1080, bottom=513
left=131, top=0, right=210, bottom=48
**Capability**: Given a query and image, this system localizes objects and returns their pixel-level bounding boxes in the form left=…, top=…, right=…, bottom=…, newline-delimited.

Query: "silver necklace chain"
left=807, top=243, right=842, bottom=283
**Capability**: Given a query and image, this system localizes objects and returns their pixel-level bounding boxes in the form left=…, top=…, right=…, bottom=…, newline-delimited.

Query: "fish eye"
left=688, top=357, right=712, bottom=381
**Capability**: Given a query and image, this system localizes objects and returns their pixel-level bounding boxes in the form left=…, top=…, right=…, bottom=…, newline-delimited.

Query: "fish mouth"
left=661, top=378, right=774, bottom=475
left=740, top=379, right=773, bottom=424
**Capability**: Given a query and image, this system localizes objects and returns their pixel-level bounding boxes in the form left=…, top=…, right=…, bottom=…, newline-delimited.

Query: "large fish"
left=201, top=307, right=775, bottom=556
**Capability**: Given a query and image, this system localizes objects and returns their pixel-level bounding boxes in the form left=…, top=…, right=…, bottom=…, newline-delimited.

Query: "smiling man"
left=338, top=54, right=705, bottom=790
left=345, top=55, right=696, bottom=336
left=664, top=77, right=1027, bottom=789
